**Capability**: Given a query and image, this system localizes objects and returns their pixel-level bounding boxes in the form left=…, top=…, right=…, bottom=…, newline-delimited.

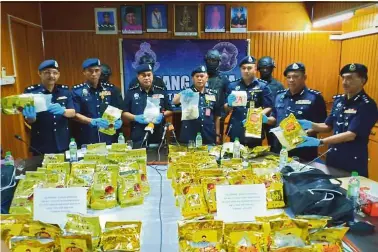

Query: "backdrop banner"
left=122, top=39, right=248, bottom=103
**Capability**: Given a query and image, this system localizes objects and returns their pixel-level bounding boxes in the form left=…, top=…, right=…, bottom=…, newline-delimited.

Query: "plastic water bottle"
left=4, top=151, right=14, bottom=166
left=279, top=146, right=288, bottom=169
left=233, top=137, right=241, bottom=158
left=69, top=138, right=78, bottom=162
left=195, top=132, right=202, bottom=147
left=118, top=133, right=125, bottom=144
left=347, top=171, right=360, bottom=211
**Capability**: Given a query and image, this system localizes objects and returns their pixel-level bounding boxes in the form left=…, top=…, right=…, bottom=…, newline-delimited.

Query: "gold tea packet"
left=68, top=162, right=96, bottom=187
left=269, top=219, right=309, bottom=250
left=245, top=107, right=263, bottom=138
left=90, top=165, right=118, bottom=210
left=250, top=146, right=271, bottom=158
left=59, top=235, right=92, bottom=252
left=9, top=179, right=43, bottom=214
left=110, top=143, right=128, bottom=152
left=295, top=216, right=331, bottom=231
left=276, top=113, right=306, bottom=150
left=43, top=153, right=65, bottom=164
left=10, top=236, right=55, bottom=252
left=224, top=222, right=266, bottom=252
left=100, top=222, right=141, bottom=251
left=201, top=177, right=228, bottom=213
left=180, top=184, right=208, bottom=219
left=64, top=214, right=101, bottom=237
left=99, top=105, right=122, bottom=136
left=86, top=142, right=107, bottom=154
left=0, top=214, right=31, bottom=247
left=21, top=221, right=62, bottom=239
left=1, top=94, right=34, bottom=115
left=178, top=220, right=223, bottom=251
left=310, top=227, right=349, bottom=252
left=83, top=153, right=107, bottom=164
left=118, top=169, right=144, bottom=208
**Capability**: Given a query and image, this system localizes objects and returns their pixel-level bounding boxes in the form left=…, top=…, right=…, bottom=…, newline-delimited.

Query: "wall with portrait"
left=174, top=4, right=199, bottom=36
left=120, top=5, right=143, bottom=34
left=146, top=4, right=168, bottom=33
left=230, top=6, right=248, bottom=33
left=95, top=8, right=117, bottom=34
left=204, top=5, right=226, bottom=33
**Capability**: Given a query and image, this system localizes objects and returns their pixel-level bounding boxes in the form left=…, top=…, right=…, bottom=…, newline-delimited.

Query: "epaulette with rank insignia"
left=26, top=84, right=41, bottom=90
left=129, top=84, right=139, bottom=90
left=153, top=85, right=164, bottom=90
left=208, top=88, right=217, bottom=94
left=362, top=94, right=370, bottom=104
left=277, top=89, right=288, bottom=94
left=332, top=94, right=344, bottom=99
left=73, top=83, right=85, bottom=89
left=308, top=89, right=321, bottom=95
left=57, top=84, right=69, bottom=89
left=257, top=78, right=267, bottom=83
left=102, top=82, right=114, bottom=88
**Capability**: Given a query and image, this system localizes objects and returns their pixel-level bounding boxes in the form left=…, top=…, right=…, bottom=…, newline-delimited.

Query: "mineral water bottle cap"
left=351, top=171, right=358, bottom=177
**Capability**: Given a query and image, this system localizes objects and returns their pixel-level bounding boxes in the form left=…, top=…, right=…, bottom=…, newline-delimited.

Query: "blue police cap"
left=239, top=56, right=256, bottom=67
left=82, top=58, right=101, bottom=69
left=38, top=60, right=59, bottom=71
left=191, top=65, right=207, bottom=76
left=340, top=63, right=367, bottom=77
left=284, top=62, right=306, bottom=76
left=136, top=64, right=153, bottom=74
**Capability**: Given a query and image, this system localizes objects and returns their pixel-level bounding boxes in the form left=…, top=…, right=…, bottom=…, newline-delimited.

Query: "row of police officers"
left=22, top=51, right=377, bottom=177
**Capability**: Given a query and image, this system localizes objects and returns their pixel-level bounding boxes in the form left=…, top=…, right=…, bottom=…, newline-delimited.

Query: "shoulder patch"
left=332, top=94, right=344, bottom=99
left=57, top=84, right=68, bottom=89
left=73, top=83, right=84, bottom=89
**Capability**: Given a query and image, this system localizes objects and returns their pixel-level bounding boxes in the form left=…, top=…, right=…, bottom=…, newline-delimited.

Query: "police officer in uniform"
left=122, top=64, right=172, bottom=148
left=257, top=56, right=285, bottom=147
left=72, top=58, right=123, bottom=146
left=173, top=65, right=222, bottom=145
left=225, top=56, right=274, bottom=148
left=296, top=63, right=378, bottom=177
left=22, top=60, right=75, bottom=155
left=265, top=62, right=327, bottom=161
left=205, top=49, right=230, bottom=142
left=129, top=53, right=166, bottom=90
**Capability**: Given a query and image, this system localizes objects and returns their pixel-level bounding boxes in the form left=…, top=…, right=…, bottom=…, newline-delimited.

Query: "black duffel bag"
left=282, top=168, right=354, bottom=225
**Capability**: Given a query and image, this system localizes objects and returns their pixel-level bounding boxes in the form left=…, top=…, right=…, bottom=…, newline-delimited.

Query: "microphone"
left=167, top=123, right=180, bottom=146
left=14, top=134, right=43, bottom=155
left=141, top=123, right=155, bottom=147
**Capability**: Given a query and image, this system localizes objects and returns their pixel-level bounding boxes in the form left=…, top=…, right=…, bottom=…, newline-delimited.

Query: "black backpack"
left=282, top=168, right=354, bottom=225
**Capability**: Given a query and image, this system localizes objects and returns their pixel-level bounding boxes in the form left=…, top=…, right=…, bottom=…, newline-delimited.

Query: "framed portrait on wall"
left=146, top=4, right=168, bottom=33
left=173, top=4, right=199, bottom=36
left=121, top=5, right=143, bottom=34
left=204, top=4, right=226, bottom=33
left=94, top=8, right=118, bottom=34
left=230, top=6, right=248, bottom=33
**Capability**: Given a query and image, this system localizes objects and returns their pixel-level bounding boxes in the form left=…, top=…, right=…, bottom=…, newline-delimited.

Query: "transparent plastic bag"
left=180, top=92, right=199, bottom=121
left=143, top=97, right=160, bottom=123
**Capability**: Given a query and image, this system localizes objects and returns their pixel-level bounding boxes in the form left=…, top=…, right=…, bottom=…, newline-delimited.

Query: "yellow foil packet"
left=90, top=166, right=118, bottom=210
left=201, top=177, right=228, bottom=213
left=43, top=153, right=65, bottom=164
left=245, top=107, right=263, bottom=139
left=9, top=179, right=43, bottom=214
left=224, top=222, right=266, bottom=252
left=100, top=222, right=141, bottom=251
left=59, top=235, right=92, bottom=252
left=0, top=214, right=31, bottom=247
left=178, top=220, right=223, bottom=251
left=64, top=214, right=101, bottom=237
left=118, top=169, right=144, bottom=208
left=295, top=216, right=331, bottom=231
left=278, top=113, right=306, bottom=150
left=310, top=227, right=349, bottom=252
left=10, top=237, right=55, bottom=252
left=180, top=185, right=208, bottom=219
left=269, top=219, right=309, bottom=250
left=21, top=221, right=62, bottom=239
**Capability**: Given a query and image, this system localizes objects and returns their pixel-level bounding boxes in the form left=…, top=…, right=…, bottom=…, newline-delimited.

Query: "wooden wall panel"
left=342, top=4, right=378, bottom=33
left=339, top=34, right=378, bottom=102
left=313, top=2, right=372, bottom=20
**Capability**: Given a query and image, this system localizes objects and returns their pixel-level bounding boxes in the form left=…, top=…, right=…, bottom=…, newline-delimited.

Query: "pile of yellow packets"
left=0, top=213, right=142, bottom=251
left=9, top=146, right=148, bottom=214
left=178, top=213, right=349, bottom=252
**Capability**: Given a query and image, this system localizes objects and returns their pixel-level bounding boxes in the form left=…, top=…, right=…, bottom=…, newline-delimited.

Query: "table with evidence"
left=7, top=147, right=378, bottom=251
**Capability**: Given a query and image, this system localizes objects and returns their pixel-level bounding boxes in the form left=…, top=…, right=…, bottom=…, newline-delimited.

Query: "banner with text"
left=122, top=39, right=248, bottom=103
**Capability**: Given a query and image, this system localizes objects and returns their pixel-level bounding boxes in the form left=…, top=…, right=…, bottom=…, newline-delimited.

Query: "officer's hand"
left=134, top=115, right=149, bottom=124
left=298, top=119, right=313, bottom=130
left=22, top=105, right=36, bottom=120
left=114, top=119, right=122, bottom=130
left=181, top=89, right=194, bottom=98
left=90, top=118, right=109, bottom=129
left=227, top=94, right=236, bottom=107
left=154, top=114, right=164, bottom=124
left=47, top=103, right=65, bottom=115
left=262, top=114, right=268, bottom=124
left=296, top=136, right=320, bottom=148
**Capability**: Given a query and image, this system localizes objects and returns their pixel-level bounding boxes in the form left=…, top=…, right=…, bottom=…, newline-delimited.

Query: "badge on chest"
left=205, top=94, right=216, bottom=102
left=295, top=100, right=311, bottom=105
left=99, top=91, right=111, bottom=100
left=152, top=94, right=164, bottom=99
left=344, top=108, right=357, bottom=114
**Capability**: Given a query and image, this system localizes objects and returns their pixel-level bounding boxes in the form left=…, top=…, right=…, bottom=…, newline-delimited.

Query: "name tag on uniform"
left=205, top=94, right=216, bottom=102
left=205, top=108, right=211, bottom=116
left=251, top=88, right=262, bottom=92
left=152, top=94, right=164, bottom=99
left=345, top=109, right=357, bottom=114
left=295, top=100, right=311, bottom=105
left=57, top=96, right=67, bottom=100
